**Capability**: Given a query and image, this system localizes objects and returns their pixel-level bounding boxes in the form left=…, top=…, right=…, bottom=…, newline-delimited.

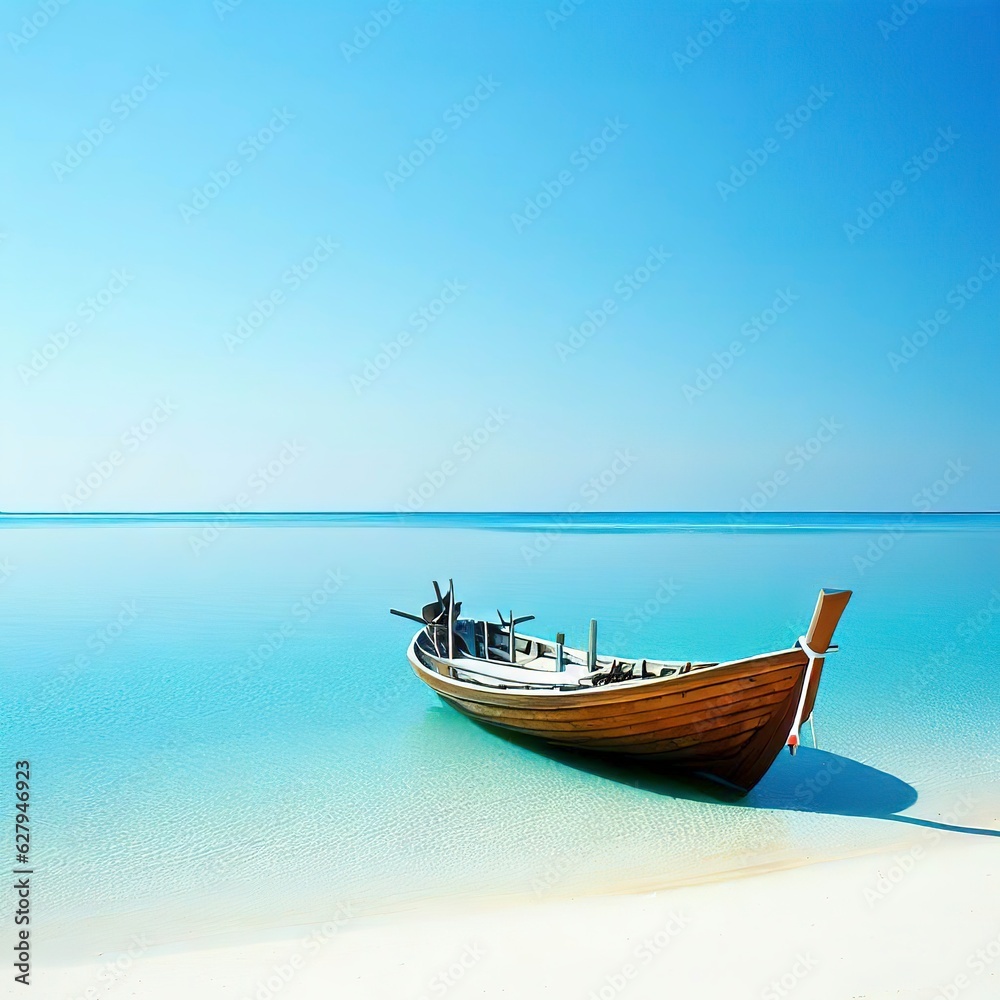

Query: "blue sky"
left=2, top=0, right=997, bottom=511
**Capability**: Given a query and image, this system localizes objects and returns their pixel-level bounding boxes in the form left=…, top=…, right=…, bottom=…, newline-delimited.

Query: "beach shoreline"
left=38, top=776, right=998, bottom=961
left=42, top=826, right=998, bottom=1000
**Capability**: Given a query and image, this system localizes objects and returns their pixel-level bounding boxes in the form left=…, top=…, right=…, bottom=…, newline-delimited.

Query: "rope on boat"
left=787, top=635, right=830, bottom=755
left=591, top=660, right=633, bottom=686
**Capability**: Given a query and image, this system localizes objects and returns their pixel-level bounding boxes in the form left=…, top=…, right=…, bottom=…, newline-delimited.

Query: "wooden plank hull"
left=401, top=589, right=851, bottom=793
left=409, top=647, right=812, bottom=792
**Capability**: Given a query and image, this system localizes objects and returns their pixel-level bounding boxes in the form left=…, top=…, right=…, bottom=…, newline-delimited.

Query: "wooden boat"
left=391, top=583, right=852, bottom=793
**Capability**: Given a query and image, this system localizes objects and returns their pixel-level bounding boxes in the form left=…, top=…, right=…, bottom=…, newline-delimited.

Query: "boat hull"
left=402, top=589, right=851, bottom=793
left=409, top=647, right=813, bottom=792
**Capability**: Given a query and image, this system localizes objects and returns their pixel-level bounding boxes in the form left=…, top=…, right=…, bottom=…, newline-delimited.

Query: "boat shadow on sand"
left=455, top=713, right=999, bottom=839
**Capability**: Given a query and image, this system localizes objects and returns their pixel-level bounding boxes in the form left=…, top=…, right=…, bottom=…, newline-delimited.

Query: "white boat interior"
left=413, top=618, right=715, bottom=691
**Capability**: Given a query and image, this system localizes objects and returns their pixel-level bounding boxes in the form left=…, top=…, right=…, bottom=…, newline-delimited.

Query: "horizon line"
left=1, top=510, right=998, bottom=517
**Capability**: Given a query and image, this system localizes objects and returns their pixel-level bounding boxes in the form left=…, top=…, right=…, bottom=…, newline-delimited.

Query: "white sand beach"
left=43, top=829, right=997, bottom=1000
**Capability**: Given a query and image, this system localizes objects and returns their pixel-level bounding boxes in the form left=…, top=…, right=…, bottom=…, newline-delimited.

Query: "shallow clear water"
left=2, top=514, right=998, bottom=959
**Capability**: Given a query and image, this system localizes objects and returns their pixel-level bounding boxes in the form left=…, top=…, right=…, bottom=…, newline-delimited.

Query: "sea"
left=2, top=512, right=997, bottom=962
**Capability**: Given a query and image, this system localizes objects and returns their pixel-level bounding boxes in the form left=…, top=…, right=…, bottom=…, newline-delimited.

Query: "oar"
left=390, top=607, right=445, bottom=655
left=389, top=608, right=426, bottom=625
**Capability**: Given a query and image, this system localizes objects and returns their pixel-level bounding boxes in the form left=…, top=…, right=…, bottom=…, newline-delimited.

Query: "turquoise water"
left=2, top=514, right=998, bottom=960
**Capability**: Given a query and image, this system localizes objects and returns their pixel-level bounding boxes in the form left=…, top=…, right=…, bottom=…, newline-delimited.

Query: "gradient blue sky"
left=2, top=0, right=997, bottom=511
